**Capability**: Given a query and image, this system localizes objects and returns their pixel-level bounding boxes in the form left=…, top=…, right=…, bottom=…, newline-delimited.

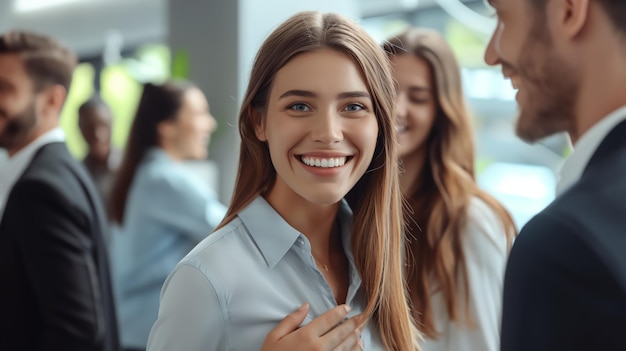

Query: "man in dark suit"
left=0, top=31, right=120, bottom=351
left=483, top=0, right=626, bottom=350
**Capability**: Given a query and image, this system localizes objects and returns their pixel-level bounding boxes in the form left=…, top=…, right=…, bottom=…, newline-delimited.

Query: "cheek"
left=350, top=119, right=379, bottom=156
left=409, top=105, right=435, bottom=129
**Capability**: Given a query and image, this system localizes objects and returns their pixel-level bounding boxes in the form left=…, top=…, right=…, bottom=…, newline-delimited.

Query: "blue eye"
left=289, top=103, right=310, bottom=111
left=345, top=103, right=365, bottom=112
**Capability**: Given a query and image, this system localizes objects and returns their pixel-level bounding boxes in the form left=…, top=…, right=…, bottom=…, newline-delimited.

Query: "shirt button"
left=297, top=238, right=305, bottom=246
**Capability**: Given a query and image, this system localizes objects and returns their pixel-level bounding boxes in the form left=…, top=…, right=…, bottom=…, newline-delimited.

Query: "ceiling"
left=0, top=0, right=457, bottom=57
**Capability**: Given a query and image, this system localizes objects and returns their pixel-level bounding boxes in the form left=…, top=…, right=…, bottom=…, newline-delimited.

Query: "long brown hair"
left=384, top=28, right=517, bottom=338
left=217, top=11, right=420, bottom=351
left=109, top=80, right=195, bottom=224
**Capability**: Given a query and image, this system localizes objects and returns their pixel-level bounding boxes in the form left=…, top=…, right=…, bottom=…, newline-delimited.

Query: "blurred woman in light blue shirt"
left=108, top=81, right=226, bottom=351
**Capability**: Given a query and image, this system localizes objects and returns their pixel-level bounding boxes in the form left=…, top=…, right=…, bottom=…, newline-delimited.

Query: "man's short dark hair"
left=78, top=94, right=110, bottom=118
left=0, top=30, right=77, bottom=92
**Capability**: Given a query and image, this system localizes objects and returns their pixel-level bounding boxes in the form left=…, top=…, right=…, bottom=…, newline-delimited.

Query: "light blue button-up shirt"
left=147, top=195, right=384, bottom=350
left=111, top=148, right=227, bottom=348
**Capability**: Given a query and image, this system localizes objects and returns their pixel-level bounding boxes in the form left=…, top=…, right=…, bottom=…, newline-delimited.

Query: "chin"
left=191, top=150, right=207, bottom=160
left=300, top=186, right=350, bottom=206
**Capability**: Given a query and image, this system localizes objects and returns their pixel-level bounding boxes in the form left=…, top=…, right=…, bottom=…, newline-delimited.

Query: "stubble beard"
left=514, top=18, right=579, bottom=143
left=0, top=102, right=38, bottom=150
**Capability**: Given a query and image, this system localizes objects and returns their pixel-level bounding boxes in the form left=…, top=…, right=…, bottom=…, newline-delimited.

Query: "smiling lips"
left=300, top=155, right=348, bottom=168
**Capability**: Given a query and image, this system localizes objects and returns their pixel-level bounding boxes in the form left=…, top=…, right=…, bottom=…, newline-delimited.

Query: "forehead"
left=272, top=48, right=369, bottom=96
left=487, top=0, right=525, bottom=10
left=80, top=107, right=112, bottom=124
left=181, top=87, right=209, bottom=110
left=0, top=53, right=31, bottom=90
left=390, top=54, right=432, bottom=88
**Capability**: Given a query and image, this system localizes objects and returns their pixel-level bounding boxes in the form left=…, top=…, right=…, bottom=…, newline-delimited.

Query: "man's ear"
left=250, top=106, right=267, bottom=142
left=557, top=0, right=590, bottom=39
left=40, top=85, right=67, bottom=119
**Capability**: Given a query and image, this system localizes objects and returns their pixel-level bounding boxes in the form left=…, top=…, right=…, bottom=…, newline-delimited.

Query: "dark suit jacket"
left=501, top=119, right=626, bottom=351
left=0, top=142, right=120, bottom=351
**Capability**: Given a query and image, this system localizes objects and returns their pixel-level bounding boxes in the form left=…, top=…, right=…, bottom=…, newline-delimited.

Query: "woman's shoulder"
left=180, top=217, right=246, bottom=265
left=463, top=196, right=508, bottom=256
left=169, top=213, right=276, bottom=296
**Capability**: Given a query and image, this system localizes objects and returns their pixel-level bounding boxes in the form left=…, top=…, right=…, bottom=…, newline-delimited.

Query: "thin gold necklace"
left=311, top=220, right=340, bottom=273
left=312, top=254, right=330, bottom=272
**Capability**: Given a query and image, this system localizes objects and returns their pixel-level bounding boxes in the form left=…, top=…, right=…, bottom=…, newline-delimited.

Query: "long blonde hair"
left=218, top=11, right=419, bottom=351
left=384, top=28, right=517, bottom=338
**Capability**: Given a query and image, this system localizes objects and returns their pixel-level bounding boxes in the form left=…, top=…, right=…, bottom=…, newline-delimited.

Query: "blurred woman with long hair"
left=385, top=28, right=517, bottom=351
left=109, top=80, right=226, bottom=351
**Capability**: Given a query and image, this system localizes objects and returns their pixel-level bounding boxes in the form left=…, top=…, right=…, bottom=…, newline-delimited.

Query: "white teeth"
left=301, top=156, right=347, bottom=168
left=509, top=77, right=519, bottom=90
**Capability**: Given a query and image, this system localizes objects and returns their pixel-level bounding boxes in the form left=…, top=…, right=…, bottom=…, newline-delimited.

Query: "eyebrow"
left=408, top=86, right=431, bottom=93
left=278, top=89, right=371, bottom=100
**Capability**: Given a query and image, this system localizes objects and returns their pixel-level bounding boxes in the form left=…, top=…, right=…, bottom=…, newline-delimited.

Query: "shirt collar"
left=144, top=147, right=172, bottom=162
left=0, top=127, right=65, bottom=218
left=556, top=105, right=626, bottom=196
left=238, top=195, right=353, bottom=269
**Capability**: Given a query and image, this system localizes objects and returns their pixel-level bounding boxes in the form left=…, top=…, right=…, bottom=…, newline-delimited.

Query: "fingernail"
left=344, top=304, right=351, bottom=313
left=299, top=303, right=308, bottom=311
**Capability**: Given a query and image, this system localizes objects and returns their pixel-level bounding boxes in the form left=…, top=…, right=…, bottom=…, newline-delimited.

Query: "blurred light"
left=461, top=68, right=517, bottom=101
left=435, top=0, right=496, bottom=36
left=14, top=0, right=97, bottom=13
left=478, top=162, right=556, bottom=228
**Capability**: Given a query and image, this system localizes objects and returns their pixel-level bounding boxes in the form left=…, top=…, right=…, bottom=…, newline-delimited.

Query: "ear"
left=157, top=119, right=175, bottom=143
left=40, top=85, right=67, bottom=118
left=558, top=0, right=590, bottom=39
left=250, top=106, right=267, bottom=142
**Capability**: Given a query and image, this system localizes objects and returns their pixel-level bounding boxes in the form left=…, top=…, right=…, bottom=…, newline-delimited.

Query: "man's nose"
left=484, top=22, right=503, bottom=66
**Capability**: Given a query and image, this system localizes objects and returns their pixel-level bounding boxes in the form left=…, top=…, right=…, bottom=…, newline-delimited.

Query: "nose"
left=484, top=21, right=502, bottom=66
left=312, top=110, right=342, bottom=144
left=396, top=92, right=408, bottom=121
left=95, top=126, right=110, bottom=142
left=208, top=114, right=218, bottom=133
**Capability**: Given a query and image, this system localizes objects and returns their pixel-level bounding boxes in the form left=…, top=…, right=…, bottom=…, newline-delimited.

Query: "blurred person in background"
left=384, top=28, right=517, bottom=351
left=108, top=80, right=226, bottom=351
left=78, top=94, right=121, bottom=211
left=0, top=30, right=120, bottom=351
left=485, top=0, right=626, bottom=350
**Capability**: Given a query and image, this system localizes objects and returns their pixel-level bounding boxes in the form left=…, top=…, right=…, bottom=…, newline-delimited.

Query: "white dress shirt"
left=421, top=197, right=509, bottom=351
left=556, top=105, right=626, bottom=196
left=0, top=128, right=65, bottom=219
left=147, top=195, right=385, bottom=350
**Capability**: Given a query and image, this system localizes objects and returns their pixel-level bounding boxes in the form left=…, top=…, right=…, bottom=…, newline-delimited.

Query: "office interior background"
left=0, top=0, right=568, bottom=229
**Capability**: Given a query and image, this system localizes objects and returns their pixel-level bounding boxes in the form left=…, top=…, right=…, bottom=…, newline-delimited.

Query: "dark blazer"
left=500, top=119, right=626, bottom=351
left=0, top=142, right=120, bottom=351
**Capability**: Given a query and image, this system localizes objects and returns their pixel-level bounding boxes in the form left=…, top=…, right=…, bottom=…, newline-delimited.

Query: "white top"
left=556, top=105, right=626, bottom=196
left=0, top=128, right=65, bottom=219
left=420, top=197, right=509, bottom=351
left=147, top=195, right=384, bottom=351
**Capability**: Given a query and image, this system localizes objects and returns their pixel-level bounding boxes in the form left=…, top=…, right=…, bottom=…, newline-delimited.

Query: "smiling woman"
left=147, top=10, right=420, bottom=351
left=385, top=27, right=517, bottom=351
